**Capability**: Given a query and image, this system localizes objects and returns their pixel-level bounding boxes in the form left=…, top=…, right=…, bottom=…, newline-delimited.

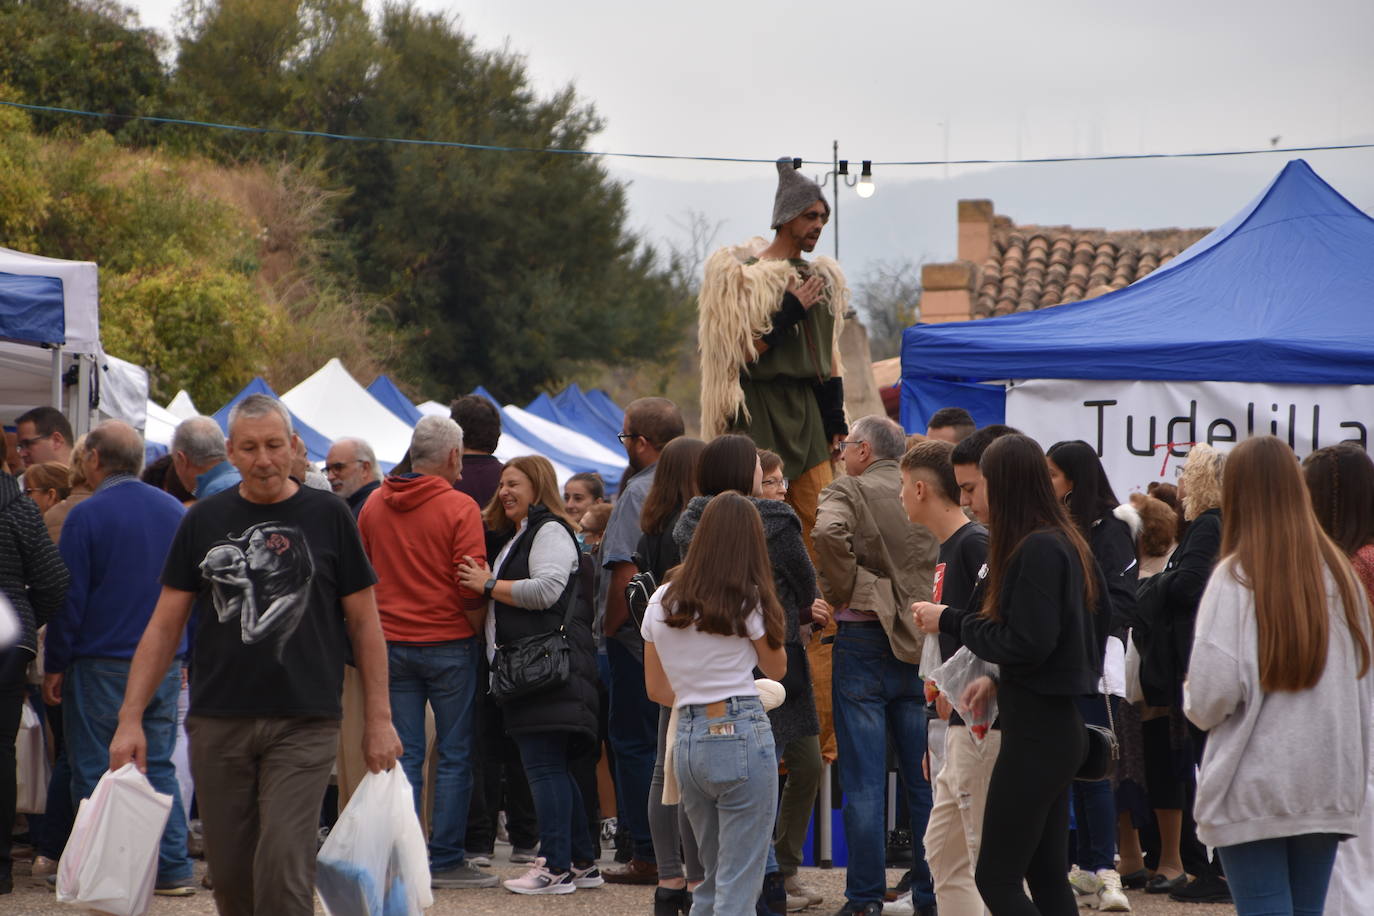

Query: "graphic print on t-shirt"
left=932, top=562, right=946, bottom=603
left=197, top=521, right=315, bottom=656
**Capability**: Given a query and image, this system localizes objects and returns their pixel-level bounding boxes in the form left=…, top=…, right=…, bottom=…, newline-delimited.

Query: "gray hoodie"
left=1185, top=557, right=1374, bottom=848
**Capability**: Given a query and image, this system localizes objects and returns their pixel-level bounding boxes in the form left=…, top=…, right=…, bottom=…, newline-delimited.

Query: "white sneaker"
left=1069, top=865, right=1101, bottom=900
left=883, top=891, right=915, bottom=915
left=1095, top=869, right=1131, bottom=912
left=503, top=858, right=576, bottom=895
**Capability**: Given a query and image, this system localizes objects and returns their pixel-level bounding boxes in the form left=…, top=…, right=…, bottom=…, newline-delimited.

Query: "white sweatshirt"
left=1185, top=558, right=1374, bottom=848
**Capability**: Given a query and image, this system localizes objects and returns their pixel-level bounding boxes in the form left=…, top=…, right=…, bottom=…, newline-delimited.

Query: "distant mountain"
left=613, top=142, right=1374, bottom=286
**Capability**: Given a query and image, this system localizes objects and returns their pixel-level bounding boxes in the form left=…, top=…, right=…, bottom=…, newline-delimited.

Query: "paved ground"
left=6, top=844, right=1238, bottom=915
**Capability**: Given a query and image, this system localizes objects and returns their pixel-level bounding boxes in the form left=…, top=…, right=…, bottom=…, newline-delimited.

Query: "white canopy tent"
left=1, top=246, right=148, bottom=433
left=280, top=358, right=415, bottom=465
left=166, top=390, right=199, bottom=421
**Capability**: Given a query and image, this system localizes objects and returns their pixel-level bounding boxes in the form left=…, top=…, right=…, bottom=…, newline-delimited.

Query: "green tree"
left=172, top=1, right=690, bottom=401
left=0, top=0, right=168, bottom=137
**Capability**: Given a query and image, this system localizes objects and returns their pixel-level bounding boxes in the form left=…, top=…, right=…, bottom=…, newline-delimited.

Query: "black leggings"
left=976, top=682, right=1086, bottom=916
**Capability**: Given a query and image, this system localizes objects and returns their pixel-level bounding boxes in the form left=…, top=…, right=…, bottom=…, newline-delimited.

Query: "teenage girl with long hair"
left=1186, top=436, right=1373, bottom=915
left=643, top=492, right=787, bottom=916
left=920, top=434, right=1106, bottom=915
left=1045, top=440, right=1136, bottom=911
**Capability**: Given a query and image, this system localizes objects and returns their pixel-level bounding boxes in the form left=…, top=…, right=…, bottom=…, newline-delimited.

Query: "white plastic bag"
left=57, top=763, right=173, bottom=916
left=918, top=632, right=944, bottom=681
left=928, top=646, right=1000, bottom=743
left=15, top=701, right=49, bottom=814
left=317, top=767, right=433, bottom=916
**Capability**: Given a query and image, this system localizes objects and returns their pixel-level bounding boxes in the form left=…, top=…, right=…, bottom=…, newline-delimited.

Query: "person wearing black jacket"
left=0, top=435, right=70, bottom=894
left=1141, top=445, right=1229, bottom=904
left=1047, top=441, right=1137, bottom=911
left=915, top=434, right=1108, bottom=916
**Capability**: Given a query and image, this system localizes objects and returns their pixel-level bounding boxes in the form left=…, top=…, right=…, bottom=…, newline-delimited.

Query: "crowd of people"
left=4, top=394, right=1372, bottom=916
left=1, top=157, right=1371, bottom=916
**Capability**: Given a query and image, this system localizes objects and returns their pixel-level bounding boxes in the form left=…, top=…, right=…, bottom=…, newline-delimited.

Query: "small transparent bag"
left=928, top=646, right=1000, bottom=743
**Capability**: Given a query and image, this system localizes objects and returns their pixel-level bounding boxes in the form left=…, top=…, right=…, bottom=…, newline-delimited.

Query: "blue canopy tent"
left=367, top=374, right=424, bottom=425
left=527, top=386, right=623, bottom=454
left=473, top=386, right=626, bottom=494
left=900, top=160, right=1374, bottom=429
left=212, top=377, right=333, bottom=461
left=0, top=271, right=66, bottom=346
left=579, top=386, right=627, bottom=432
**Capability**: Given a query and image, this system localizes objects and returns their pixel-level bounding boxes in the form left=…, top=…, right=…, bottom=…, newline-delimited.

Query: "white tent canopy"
left=280, top=358, right=415, bottom=465
left=166, top=390, right=199, bottom=420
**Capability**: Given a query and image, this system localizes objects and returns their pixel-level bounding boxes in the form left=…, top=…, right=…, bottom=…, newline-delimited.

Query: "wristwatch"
left=483, top=577, right=497, bottom=599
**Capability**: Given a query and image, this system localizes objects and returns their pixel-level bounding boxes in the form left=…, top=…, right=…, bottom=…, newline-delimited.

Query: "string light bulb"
left=856, top=160, right=875, bottom=198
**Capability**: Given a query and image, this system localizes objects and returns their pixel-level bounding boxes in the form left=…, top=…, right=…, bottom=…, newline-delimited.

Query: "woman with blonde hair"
left=1136, top=444, right=1230, bottom=901
left=1186, top=436, right=1373, bottom=914
left=457, top=456, right=602, bottom=895
left=42, top=434, right=93, bottom=543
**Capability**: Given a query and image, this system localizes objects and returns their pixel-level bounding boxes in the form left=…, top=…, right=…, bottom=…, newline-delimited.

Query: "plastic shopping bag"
left=15, top=701, right=49, bottom=814
left=928, top=646, right=1000, bottom=743
left=317, top=767, right=433, bottom=916
left=57, top=763, right=174, bottom=916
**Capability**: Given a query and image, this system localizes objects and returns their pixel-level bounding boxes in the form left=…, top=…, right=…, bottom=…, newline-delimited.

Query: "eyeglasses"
left=324, top=460, right=364, bottom=474
left=761, top=476, right=788, bottom=491
left=616, top=433, right=642, bottom=444
left=16, top=435, right=49, bottom=452
left=837, top=440, right=865, bottom=450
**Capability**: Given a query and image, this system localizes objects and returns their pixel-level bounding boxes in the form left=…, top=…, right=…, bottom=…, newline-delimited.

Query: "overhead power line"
left=2, top=99, right=1372, bottom=168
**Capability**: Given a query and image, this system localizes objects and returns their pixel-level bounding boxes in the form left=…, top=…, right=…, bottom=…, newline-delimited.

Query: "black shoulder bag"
left=490, top=592, right=576, bottom=707
left=1076, top=694, right=1120, bottom=782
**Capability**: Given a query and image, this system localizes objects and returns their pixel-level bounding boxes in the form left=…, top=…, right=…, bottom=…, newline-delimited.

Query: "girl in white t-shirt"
left=642, top=492, right=786, bottom=916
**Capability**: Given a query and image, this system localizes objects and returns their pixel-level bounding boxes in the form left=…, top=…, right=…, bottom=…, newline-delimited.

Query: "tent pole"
left=50, top=347, right=62, bottom=412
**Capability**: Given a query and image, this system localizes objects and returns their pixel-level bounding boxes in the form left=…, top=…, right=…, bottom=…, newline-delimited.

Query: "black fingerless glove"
left=758, top=292, right=808, bottom=350
left=814, top=376, right=847, bottom=438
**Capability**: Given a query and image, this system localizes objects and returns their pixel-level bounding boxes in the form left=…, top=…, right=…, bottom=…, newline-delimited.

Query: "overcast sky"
left=129, top=1, right=1374, bottom=280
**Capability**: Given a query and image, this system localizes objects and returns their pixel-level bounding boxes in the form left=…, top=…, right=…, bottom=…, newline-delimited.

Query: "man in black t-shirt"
left=901, top=439, right=994, bottom=916
left=109, top=394, right=401, bottom=916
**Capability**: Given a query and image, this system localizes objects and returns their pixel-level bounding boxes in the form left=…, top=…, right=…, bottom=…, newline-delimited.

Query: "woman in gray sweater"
left=1184, top=436, right=1374, bottom=916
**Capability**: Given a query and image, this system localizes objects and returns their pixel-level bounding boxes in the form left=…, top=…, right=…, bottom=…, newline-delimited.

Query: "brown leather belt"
left=705, top=700, right=728, bottom=718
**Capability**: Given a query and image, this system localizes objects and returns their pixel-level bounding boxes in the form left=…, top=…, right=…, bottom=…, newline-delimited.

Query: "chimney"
left=919, top=261, right=975, bottom=323
left=958, top=199, right=994, bottom=265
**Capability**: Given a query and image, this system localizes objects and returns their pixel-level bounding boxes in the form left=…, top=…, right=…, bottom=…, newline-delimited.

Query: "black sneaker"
left=833, top=903, right=884, bottom=916
left=1169, top=874, right=1232, bottom=904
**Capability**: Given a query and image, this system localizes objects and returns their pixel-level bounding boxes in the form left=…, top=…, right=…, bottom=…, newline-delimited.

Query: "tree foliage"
left=1, top=0, right=692, bottom=406
left=855, top=259, right=922, bottom=361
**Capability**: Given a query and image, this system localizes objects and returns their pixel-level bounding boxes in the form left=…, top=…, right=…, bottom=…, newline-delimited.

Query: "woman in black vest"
left=458, top=455, right=600, bottom=895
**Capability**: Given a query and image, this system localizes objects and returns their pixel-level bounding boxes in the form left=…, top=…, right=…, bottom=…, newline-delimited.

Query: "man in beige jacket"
left=813, top=415, right=939, bottom=916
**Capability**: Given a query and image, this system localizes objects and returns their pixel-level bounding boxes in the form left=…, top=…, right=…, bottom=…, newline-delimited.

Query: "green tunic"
left=729, top=258, right=836, bottom=481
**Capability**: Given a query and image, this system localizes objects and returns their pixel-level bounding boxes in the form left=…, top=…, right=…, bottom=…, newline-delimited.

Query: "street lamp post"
left=814, top=139, right=875, bottom=261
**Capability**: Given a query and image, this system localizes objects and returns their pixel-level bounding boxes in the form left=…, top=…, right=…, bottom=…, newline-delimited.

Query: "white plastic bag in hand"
left=317, top=767, right=433, bottom=916
left=15, top=701, right=49, bottom=814
left=929, top=646, right=1000, bottom=742
left=57, top=763, right=174, bottom=916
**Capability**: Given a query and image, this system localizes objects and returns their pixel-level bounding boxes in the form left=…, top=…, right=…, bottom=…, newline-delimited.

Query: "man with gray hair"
left=813, top=415, right=940, bottom=916
left=109, top=394, right=401, bottom=915
left=325, top=437, right=382, bottom=518
left=171, top=415, right=240, bottom=499
left=44, top=420, right=198, bottom=896
left=356, top=415, right=495, bottom=887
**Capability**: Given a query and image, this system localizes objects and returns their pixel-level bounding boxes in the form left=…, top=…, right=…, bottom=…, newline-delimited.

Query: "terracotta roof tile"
left=965, top=213, right=1210, bottom=315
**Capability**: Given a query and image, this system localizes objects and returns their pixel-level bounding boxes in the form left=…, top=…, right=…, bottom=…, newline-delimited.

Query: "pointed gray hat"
left=771, top=158, right=830, bottom=230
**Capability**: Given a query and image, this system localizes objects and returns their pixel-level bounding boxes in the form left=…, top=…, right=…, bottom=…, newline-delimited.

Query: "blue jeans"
left=1071, top=695, right=1118, bottom=872
left=606, top=638, right=659, bottom=861
left=833, top=623, right=934, bottom=908
left=65, top=657, right=192, bottom=884
left=676, top=696, right=777, bottom=916
left=387, top=639, right=478, bottom=871
left=512, top=731, right=598, bottom=873
left=1218, top=834, right=1341, bottom=916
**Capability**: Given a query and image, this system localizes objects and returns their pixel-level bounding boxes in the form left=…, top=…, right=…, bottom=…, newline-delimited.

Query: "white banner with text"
left=1004, top=379, right=1374, bottom=494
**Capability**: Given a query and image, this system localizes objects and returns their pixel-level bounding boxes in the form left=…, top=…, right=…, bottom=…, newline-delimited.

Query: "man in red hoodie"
left=357, top=415, right=495, bottom=889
